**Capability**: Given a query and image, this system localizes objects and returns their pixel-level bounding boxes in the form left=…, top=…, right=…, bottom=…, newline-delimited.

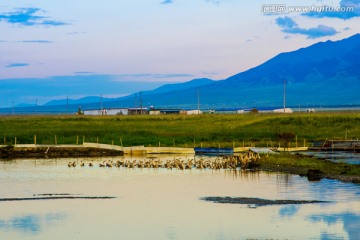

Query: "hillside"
left=3, top=34, right=360, bottom=114
left=109, top=34, right=360, bottom=109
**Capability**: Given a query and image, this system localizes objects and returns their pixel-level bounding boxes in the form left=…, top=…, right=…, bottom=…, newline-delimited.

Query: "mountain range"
left=3, top=33, right=360, bottom=113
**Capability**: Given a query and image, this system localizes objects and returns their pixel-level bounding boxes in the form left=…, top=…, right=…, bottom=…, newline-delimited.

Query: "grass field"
left=0, top=112, right=359, bottom=147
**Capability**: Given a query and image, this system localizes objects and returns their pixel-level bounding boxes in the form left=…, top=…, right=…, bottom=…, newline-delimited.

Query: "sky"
left=0, top=0, right=359, bottom=107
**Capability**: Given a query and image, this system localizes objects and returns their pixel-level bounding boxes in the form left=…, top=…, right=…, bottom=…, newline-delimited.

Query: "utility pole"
left=100, top=93, right=103, bottom=111
left=139, top=91, right=143, bottom=115
left=197, top=88, right=200, bottom=114
left=134, top=93, right=138, bottom=115
left=283, top=79, right=286, bottom=113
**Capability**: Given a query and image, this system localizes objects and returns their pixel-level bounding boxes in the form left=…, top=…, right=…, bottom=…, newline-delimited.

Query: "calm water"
left=1, top=156, right=360, bottom=240
left=296, top=151, right=360, bottom=165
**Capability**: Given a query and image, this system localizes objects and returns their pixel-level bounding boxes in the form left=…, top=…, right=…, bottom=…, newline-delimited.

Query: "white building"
left=186, top=110, right=203, bottom=115
left=273, top=108, right=293, bottom=113
left=84, top=108, right=129, bottom=116
left=149, top=110, right=161, bottom=115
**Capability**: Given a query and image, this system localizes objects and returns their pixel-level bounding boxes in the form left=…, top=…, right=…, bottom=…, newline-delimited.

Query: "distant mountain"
left=15, top=103, right=37, bottom=108
left=100, top=34, right=360, bottom=109
left=225, top=33, right=360, bottom=86
left=3, top=34, right=360, bottom=114
left=149, top=78, right=215, bottom=94
left=45, top=96, right=113, bottom=106
left=38, top=78, right=214, bottom=108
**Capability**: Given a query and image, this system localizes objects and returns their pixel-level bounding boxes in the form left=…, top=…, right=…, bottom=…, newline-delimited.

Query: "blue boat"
left=194, top=147, right=234, bottom=156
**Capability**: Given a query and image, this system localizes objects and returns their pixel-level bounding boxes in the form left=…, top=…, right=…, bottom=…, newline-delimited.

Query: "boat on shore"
left=194, top=147, right=234, bottom=156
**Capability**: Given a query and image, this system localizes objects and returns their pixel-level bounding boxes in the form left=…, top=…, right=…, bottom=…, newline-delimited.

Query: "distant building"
left=306, top=108, right=316, bottom=113
left=149, top=110, right=161, bottom=115
left=149, top=109, right=202, bottom=115
left=83, top=108, right=129, bottom=116
left=127, top=108, right=148, bottom=115
left=186, top=110, right=203, bottom=115
left=273, top=108, right=293, bottom=113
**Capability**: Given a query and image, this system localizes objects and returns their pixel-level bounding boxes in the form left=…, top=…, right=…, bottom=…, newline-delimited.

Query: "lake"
left=1, top=156, right=360, bottom=240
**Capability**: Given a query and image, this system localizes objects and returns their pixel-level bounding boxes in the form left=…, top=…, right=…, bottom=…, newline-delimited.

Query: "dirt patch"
left=0, top=146, right=123, bottom=159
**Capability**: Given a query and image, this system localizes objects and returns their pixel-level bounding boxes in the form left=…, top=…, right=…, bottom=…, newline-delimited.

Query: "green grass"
left=0, top=112, right=359, bottom=147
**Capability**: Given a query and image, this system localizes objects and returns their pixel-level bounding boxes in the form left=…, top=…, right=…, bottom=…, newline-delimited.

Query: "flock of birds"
left=67, top=151, right=261, bottom=170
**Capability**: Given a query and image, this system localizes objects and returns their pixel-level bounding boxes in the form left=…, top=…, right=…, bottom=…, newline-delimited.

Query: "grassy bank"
left=259, top=153, right=360, bottom=183
left=0, top=112, right=359, bottom=147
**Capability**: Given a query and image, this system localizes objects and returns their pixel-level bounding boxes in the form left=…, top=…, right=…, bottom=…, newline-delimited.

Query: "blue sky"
left=0, top=0, right=359, bottom=107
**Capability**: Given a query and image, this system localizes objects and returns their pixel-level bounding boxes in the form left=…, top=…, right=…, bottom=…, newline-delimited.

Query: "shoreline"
left=1, top=145, right=359, bottom=184
left=257, top=154, right=360, bottom=184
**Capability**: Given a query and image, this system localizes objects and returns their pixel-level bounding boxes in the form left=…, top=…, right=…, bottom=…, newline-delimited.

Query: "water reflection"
left=296, top=151, right=360, bottom=165
left=308, top=212, right=360, bottom=240
left=279, top=205, right=300, bottom=218
left=0, top=213, right=66, bottom=234
left=0, top=215, right=40, bottom=233
left=1, top=157, right=360, bottom=239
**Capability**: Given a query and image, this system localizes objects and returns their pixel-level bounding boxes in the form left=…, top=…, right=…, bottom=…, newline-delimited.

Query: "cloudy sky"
left=0, top=0, right=359, bottom=107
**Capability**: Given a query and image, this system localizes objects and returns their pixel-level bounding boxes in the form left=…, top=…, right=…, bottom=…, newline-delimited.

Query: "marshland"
left=1, top=112, right=359, bottom=147
left=1, top=112, right=360, bottom=239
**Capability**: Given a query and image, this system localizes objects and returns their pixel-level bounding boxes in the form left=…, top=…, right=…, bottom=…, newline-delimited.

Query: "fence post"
left=55, top=135, right=57, bottom=145
left=34, top=135, right=37, bottom=145
left=83, top=136, right=85, bottom=144
left=345, top=129, right=348, bottom=140
left=120, top=137, right=123, bottom=147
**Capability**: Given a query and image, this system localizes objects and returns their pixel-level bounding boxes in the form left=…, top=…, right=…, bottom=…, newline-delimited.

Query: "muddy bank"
left=0, top=193, right=116, bottom=202
left=256, top=163, right=360, bottom=184
left=0, top=146, right=123, bottom=159
left=201, top=197, right=330, bottom=207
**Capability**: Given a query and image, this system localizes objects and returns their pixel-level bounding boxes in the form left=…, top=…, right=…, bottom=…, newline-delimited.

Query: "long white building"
left=84, top=108, right=129, bottom=116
